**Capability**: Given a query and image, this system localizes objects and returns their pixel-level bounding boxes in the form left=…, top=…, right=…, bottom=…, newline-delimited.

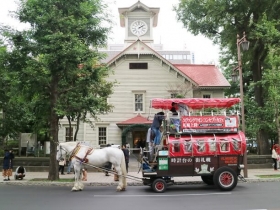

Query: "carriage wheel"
left=152, top=179, right=167, bottom=193
left=201, top=175, right=214, bottom=185
left=214, top=167, right=237, bottom=191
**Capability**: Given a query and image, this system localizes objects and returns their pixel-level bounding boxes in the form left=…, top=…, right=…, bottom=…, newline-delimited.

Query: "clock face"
left=130, top=20, right=148, bottom=37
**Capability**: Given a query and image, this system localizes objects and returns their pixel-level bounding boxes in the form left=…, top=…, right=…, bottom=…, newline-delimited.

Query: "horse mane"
left=60, top=141, right=78, bottom=147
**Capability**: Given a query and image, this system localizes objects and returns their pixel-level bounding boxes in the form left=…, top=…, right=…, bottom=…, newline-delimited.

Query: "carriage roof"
left=150, top=98, right=240, bottom=110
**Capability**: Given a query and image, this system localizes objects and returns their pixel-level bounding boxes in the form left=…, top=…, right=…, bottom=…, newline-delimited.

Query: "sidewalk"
left=1, top=168, right=280, bottom=186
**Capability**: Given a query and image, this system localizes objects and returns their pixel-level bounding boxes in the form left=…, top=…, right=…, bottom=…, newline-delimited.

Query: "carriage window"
left=220, top=139, right=229, bottom=151
left=98, top=127, right=107, bottom=145
left=209, top=138, right=216, bottom=152
left=172, top=140, right=180, bottom=153
left=232, top=138, right=240, bottom=151
left=183, top=140, right=192, bottom=153
left=65, top=127, right=73, bottom=142
left=196, top=140, right=205, bottom=152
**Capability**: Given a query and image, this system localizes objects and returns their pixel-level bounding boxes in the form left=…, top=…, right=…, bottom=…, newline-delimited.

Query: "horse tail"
left=120, top=152, right=127, bottom=187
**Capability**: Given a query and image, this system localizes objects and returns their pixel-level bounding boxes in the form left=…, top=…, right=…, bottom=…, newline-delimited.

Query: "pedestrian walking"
left=126, top=142, right=131, bottom=155
left=122, top=144, right=129, bottom=172
left=67, top=158, right=73, bottom=174
left=2, top=149, right=14, bottom=181
left=272, top=145, right=278, bottom=171
left=58, top=158, right=65, bottom=175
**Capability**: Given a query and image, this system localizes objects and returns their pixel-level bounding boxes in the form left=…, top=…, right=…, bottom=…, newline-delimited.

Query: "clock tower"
left=118, top=1, right=159, bottom=46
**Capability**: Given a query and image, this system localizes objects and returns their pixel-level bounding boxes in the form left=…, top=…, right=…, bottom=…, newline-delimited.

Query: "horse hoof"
left=116, top=186, right=126, bottom=191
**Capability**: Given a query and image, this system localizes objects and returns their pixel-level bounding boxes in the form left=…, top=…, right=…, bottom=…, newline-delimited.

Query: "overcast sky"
left=0, top=0, right=220, bottom=64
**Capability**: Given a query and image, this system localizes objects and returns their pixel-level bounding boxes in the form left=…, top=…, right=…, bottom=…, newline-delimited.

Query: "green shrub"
left=7, top=140, right=19, bottom=148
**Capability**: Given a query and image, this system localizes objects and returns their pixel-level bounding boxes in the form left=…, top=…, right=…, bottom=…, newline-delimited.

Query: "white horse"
left=56, top=142, right=127, bottom=192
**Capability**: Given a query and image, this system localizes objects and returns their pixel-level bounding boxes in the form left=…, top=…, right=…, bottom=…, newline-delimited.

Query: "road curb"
left=1, top=178, right=280, bottom=187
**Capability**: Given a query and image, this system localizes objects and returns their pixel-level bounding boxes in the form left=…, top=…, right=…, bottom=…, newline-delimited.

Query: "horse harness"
left=69, top=143, right=94, bottom=163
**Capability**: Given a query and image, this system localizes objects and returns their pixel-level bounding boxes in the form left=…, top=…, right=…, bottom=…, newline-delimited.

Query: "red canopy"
left=151, top=98, right=241, bottom=110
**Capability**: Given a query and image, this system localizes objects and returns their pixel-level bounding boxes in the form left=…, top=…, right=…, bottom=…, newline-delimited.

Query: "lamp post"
left=232, top=32, right=249, bottom=178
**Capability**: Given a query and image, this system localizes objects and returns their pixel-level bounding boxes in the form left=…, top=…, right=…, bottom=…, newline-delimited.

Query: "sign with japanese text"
left=220, top=156, right=238, bottom=164
left=170, top=157, right=193, bottom=166
left=181, top=116, right=238, bottom=133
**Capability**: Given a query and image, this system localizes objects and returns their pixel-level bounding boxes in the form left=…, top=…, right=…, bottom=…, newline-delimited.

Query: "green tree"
left=57, top=61, right=114, bottom=141
left=1, top=0, right=113, bottom=180
left=247, top=16, right=280, bottom=148
left=0, top=37, right=40, bottom=146
left=175, top=0, right=280, bottom=154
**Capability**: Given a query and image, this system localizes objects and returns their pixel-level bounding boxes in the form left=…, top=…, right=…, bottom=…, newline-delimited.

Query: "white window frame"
left=170, top=93, right=177, bottom=98
left=202, top=91, right=212, bottom=98
left=97, top=126, right=107, bottom=146
left=65, top=126, right=75, bottom=142
left=132, top=91, right=146, bottom=113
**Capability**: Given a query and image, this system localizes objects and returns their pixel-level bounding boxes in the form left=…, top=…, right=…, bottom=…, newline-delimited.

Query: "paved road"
left=1, top=182, right=279, bottom=210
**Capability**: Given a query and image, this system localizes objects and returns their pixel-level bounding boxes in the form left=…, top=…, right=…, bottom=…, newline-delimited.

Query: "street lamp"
left=232, top=32, right=249, bottom=178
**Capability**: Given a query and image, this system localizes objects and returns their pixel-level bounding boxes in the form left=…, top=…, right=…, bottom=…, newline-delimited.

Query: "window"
left=129, top=63, right=148, bottom=69
left=209, top=139, right=216, bottom=152
left=98, top=127, right=107, bottom=145
left=232, top=138, right=240, bottom=151
left=173, top=55, right=183, bottom=60
left=203, top=94, right=211, bottom=98
left=183, top=140, right=192, bottom=153
left=220, top=139, right=229, bottom=151
left=171, top=93, right=177, bottom=98
left=197, top=140, right=205, bottom=152
left=172, top=141, right=180, bottom=153
left=65, top=127, right=73, bottom=142
left=134, top=94, right=143, bottom=112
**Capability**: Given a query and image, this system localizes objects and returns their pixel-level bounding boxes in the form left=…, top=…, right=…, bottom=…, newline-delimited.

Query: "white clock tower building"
left=118, top=1, right=159, bottom=46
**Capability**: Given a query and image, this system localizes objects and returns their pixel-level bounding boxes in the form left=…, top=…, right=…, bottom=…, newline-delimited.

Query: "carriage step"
left=238, top=174, right=247, bottom=182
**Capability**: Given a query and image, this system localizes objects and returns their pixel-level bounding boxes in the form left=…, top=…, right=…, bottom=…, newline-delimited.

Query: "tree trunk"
left=48, top=76, right=59, bottom=181
left=67, top=116, right=72, bottom=141
left=276, top=113, right=280, bottom=144
left=74, top=113, right=81, bottom=141
left=257, top=128, right=270, bottom=154
left=251, top=44, right=270, bottom=154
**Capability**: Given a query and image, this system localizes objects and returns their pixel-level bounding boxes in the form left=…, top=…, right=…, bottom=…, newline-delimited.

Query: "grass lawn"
left=256, top=174, right=280, bottom=178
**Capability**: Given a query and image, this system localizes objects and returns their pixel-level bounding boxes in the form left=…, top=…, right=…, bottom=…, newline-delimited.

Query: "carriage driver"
left=146, top=112, right=165, bottom=162
left=151, top=112, right=166, bottom=146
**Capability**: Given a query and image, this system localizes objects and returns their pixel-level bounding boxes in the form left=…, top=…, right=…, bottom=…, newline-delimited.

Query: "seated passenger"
left=178, top=103, right=189, bottom=116
left=170, top=102, right=180, bottom=133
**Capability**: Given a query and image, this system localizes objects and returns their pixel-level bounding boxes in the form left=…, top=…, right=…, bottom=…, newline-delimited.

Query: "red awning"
left=117, top=114, right=152, bottom=126
left=151, top=98, right=241, bottom=110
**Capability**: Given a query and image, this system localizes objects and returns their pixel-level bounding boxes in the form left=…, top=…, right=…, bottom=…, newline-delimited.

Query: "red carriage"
left=142, top=98, right=246, bottom=192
